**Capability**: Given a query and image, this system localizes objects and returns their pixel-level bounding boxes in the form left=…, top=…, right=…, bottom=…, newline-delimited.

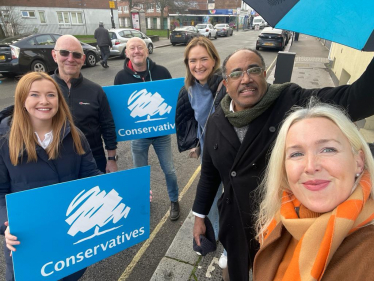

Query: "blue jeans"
left=131, top=135, right=179, bottom=202
left=99, top=45, right=110, bottom=65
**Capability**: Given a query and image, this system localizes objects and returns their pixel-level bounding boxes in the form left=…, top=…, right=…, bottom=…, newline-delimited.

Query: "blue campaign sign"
left=6, top=167, right=150, bottom=281
left=103, top=78, right=184, bottom=142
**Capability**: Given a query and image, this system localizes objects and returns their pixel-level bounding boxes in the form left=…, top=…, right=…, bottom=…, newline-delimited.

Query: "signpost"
left=109, top=1, right=116, bottom=28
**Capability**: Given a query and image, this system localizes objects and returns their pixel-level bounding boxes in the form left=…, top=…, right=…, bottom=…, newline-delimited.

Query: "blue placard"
left=103, top=78, right=184, bottom=142
left=6, top=167, right=150, bottom=281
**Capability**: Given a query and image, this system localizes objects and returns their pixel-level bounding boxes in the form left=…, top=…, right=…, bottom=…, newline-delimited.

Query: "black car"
left=170, top=26, right=200, bottom=46
left=256, top=27, right=288, bottom=51
left=0, top=33, right=100, bottom=77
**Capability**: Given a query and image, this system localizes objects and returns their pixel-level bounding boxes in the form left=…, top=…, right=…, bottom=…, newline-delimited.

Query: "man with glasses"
left=192, top=48, right=374, bottom=281
left=114, top=38, right=180, bottom=221
left=51, top=35, right=118, bottom=174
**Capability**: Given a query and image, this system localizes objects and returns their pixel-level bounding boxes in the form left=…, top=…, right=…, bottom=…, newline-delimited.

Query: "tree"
left=0, top=6, right=23, bottom=37
left=118, top=0, right=136, bottom=28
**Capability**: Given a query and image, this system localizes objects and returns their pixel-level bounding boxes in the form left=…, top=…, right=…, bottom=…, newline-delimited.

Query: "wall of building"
left=215, top=0, right=241, bottom=9
left=3, top=0, right=111, bottom=9
left=1, top=5, right=119, bottom=35
left=330, top=43, right=374, bottom=84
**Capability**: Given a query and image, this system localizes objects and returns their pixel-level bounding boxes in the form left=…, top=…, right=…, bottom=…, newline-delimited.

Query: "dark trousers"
left=99, top=46, right=110, bottom=65
left=94, top=155, right=107, bottom=174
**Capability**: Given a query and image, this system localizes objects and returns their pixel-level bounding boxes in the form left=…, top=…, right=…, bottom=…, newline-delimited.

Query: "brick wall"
left=214, top=0, right=241, bottom=9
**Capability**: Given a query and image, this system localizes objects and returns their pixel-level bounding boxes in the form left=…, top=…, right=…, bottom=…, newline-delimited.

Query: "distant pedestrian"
left=94, top=21, right=112, bottom=68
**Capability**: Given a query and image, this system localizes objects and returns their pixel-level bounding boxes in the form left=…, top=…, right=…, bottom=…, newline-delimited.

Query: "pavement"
left=150, top=34, right=373, bottom=281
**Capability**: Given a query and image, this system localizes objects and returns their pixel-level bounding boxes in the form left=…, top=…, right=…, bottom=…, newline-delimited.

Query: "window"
left=21, top=11, right=35, bottom=18
left=57, top=12, right=70, bottom=24
left=124, top=6, right=129, bottom=13
left=156, top=4, right=161, bottom=12
left=118, top=6, right=122, bottom=13
left=38, top=11, right=46, bottom=23
left=71, top=12, right=83, bottom=24
left=35, top=35, right=55, bottom=46
left=147, top=4, right=154, bottom=12
left=131, top=31, right=142, bottom=38
left=57, top=12, right=83, bottom=25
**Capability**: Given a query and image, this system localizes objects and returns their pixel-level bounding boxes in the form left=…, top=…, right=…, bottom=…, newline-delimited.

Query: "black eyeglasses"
left=54, top=49, right=84, bottom=59
left=226, top=66, right=264, bottom=80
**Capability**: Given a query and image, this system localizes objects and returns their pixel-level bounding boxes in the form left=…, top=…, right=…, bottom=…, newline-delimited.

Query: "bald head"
left=55, top=35, right=83, bottom=53
left=125, top=37, right=148, bottom=71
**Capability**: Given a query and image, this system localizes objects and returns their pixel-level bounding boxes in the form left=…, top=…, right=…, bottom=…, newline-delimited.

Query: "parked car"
left=256, top=27, right=288, bottom=51
left=170, top=26, right=200, bottom=46
left=0, top=33, right=99, bottom=77
left=106, top=28, right=154, bottom=58
left=252, top=16, right=266, bottom=30
left=195, top=24, right=217, bottom=39
left=214, top=24, right=234, bottom=37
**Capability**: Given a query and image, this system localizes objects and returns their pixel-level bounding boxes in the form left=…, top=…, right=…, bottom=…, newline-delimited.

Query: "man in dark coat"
left=52, top=35, right=118, bottom=173
left=192, top=48, right=374, bottom=281
left=94, top=21, right=112, bottom=68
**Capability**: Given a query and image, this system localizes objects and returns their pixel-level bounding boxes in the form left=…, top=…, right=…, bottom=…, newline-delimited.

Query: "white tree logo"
left=128, top=89, right=172, bottom=123
left=65, top=186, right=131, bottom=245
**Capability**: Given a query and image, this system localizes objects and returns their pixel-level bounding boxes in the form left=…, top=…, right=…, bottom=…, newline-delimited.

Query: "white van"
left=252, top=16, right=266, bottom=30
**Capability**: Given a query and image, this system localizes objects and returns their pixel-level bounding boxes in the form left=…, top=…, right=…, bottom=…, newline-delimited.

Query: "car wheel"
left=148, top=43, right=153, bottom=54
left=31, top=60, right=47, bottom=72
left=214, top=33, right=218, bottom=39
left=85, top=52, right=97, bottom=67
left=172, top=43, right=176, bottom=46
left=256, top=46, right=260, bottom=50
left=119, top=48, right=126, bottom=58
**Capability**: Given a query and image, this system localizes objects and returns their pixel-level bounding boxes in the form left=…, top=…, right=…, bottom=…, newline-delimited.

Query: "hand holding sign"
left=4, top=221, right=20, bottom=254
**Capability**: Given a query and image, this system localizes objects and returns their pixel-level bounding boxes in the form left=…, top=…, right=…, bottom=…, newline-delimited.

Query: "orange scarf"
left=264, top=171, right=374, bottom=281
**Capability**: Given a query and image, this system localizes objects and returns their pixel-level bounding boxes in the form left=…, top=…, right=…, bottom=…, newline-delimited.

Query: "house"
left=0, top=0, right=119, bottom=36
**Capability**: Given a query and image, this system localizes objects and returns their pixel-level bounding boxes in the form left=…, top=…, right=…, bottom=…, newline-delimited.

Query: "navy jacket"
left=0, top=124, right=102, bottom=235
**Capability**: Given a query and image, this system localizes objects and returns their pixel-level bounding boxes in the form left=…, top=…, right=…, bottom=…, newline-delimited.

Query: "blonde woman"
left=254, top=102, right=374, bottom=280
left=0, top=72, right=101, bottom=281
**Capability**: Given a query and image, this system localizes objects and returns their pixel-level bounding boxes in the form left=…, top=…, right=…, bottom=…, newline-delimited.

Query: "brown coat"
left=253, top=223, right=374, bottom=281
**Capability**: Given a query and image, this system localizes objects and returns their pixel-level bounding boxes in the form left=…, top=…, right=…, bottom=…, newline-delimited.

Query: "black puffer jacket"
left=175, top=74, right=226, bottom=152
left=94, top=26, right=113, bottom=47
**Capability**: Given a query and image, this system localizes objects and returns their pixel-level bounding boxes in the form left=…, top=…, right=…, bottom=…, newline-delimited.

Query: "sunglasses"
left=54, top=49, right=84, bottom=59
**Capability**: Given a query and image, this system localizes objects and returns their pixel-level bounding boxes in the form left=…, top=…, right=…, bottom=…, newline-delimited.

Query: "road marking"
left=266, top=57, right=277, bottom=76
left=118, top=165, right=201, bottom=280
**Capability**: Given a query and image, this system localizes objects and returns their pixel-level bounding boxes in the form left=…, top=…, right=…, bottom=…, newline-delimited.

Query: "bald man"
left=51, top=35, right=118, bottom=174
left=114, top=37, right=180, bottom=221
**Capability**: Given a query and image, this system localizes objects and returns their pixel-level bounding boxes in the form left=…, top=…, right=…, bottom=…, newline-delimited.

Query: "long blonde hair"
left=256, top=102, right=374, bottom=242
left=9, top=72, right=84, bottom=165
left=183, top=36, right=220, bottom=89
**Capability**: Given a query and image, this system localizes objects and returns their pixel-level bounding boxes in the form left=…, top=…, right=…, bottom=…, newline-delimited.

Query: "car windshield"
left=254, top=19, right=263, bottom=23
left=175, top=27, right=190, bottom=31
left=196, top=25, right=207, bottom=29
left=215, top=24, right=225, bottom=27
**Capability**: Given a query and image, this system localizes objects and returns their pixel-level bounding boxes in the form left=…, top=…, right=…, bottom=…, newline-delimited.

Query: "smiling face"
left=187, top=45, right=216, bottom=85
left=223, top=50, right=267, bottom=111
left=285, top=117, right=364, bottom=213
left=25, top=79, right=59, bottom=128
left=125, top=37, right=148, bottom=70
left=52, top=35, right=85, bottom=80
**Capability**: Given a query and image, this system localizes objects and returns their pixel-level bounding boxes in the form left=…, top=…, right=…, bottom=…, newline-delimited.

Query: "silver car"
left=214, top=24, right=233, bottom=37
left=106, top=28, right=154, bottom=58
left=195, top=24, right=217, bottom=39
